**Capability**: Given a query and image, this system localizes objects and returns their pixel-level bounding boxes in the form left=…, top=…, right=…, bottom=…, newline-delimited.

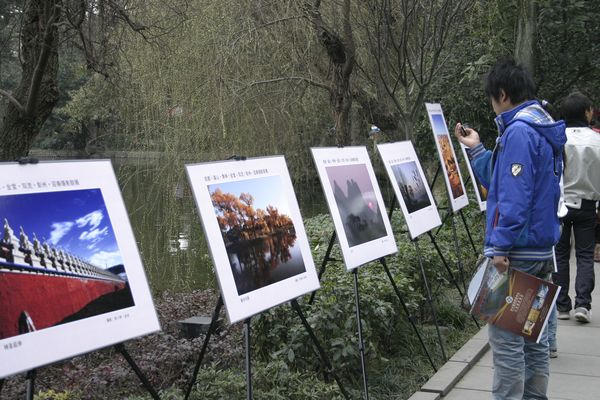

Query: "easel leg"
left=459, top=209, right=478, bottom=258
left=414, top=239, right=447, bottom=362
left=309, top=231, right=337, bottom=305
left=450, top=213, right=468, bottom=295
left=290, top=300, right=351, bottom=400
left=244, top=318, right=252, bottom=400
left=379, top=258, right=437, bottom=372
left=115, top=343, right=161, bottom=400
left=353, top=269, right=370, bottom=400
left=426, top=231, right=464, bottom=298
left=25, top=369, right=36, bottom=400
left=184, top=295, right=224, bottom=400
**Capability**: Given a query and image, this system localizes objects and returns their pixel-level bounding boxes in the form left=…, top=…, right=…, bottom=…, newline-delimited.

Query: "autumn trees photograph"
left=209, top=177, right=306, bottom=295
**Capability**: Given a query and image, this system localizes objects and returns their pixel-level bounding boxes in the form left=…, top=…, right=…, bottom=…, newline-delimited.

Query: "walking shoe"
left=549, top=349, right=558, bottom=358
left=557, top=311, right=570, bottom=320
left=574, top=307, right=592, bottom=323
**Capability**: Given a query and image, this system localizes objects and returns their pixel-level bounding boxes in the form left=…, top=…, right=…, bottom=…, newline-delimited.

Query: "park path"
left=409, top=252, right=600, bottom=400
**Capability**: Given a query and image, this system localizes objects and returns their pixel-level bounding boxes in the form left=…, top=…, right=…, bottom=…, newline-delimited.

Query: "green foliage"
left=251, top=211, right=482, bottom=393
left=33, top=389, right=81, bottom=400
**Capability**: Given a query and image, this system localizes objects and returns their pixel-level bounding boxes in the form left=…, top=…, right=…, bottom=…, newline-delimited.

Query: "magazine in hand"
left=469, top=258, right=560, bottom=343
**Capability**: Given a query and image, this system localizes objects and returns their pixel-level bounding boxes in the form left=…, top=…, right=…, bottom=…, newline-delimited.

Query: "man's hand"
left=493, top=255, right=509, bottom=273
left=453, top=123, right=481, bottom=148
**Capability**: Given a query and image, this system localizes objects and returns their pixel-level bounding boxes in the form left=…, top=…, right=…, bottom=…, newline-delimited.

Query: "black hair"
left=560, top=91, right=593, bottom=124
left=484, top=56, right=536, bottom=104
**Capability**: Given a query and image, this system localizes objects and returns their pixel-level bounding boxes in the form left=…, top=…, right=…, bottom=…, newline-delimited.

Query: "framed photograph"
left=186, top=156, right=319, bottom=324
left=425, top=103, right=469, bottom=212
left=459, top=143, right=488, bottom=212
left=0, top=160, right=159, bottom=379
left=377, top=141, right=442, bottom=239
left=311, top=147, right=397, bottom=270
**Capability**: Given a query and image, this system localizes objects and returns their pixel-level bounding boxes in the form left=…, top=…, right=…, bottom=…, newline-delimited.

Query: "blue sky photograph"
left=208, top=175, right=292, bottom=217
left=431, top=114, right=449, bottom=136
left=0, top=189, right=122, bottom=269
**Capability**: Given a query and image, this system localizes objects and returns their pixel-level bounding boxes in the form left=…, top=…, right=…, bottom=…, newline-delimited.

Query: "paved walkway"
left=410, top=256, right=600, bottom=400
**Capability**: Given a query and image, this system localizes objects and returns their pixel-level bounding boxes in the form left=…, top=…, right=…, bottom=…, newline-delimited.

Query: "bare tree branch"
left=246, top=76, right=330, bottom=92
left=0, top=89, right=25, bottom=112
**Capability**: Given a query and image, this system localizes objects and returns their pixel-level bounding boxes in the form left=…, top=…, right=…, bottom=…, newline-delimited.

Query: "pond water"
left=117, top=165, right=329, bottom=293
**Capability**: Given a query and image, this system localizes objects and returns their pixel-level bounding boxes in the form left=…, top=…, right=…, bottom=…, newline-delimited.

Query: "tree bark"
left=515, top=0, right=537, bottom=74
left=0, top=0, right=60, bottom=160
left=306, top=0, right=355, bottom=146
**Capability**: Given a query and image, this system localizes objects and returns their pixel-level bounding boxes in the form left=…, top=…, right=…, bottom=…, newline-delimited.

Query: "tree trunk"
left=307, top=0, right=355, bottom=146
left=515, top=0, right=537, bottom=74
left=0, top=0, right=60, bottom=160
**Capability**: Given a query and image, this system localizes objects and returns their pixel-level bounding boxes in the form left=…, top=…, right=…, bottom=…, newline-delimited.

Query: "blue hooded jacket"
left=467, top=100, right=567, bottom=260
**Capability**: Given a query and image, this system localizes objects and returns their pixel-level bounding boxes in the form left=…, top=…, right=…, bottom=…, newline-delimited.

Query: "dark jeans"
left=553, top=201, right=597, bottom=311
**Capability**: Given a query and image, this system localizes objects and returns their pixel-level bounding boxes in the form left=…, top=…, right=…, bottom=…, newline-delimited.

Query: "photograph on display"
left=391, top=161, right=431, bottom=214
left=377, top=141, right=441, bottom=240
left=460, top=143, right=488, bottom=212
left=209, top=176, right=306, bottom=295
left=0, top=189, right=133, bottom=341
left=430, top=113, right=464, bottom=199
left=311, top=146, right=397, bottom=270
left=0, top=160, right=159, bottom=380
left=425, top=103, right=469, bottom=212
left=325, top=163, right=387, bottom=247
left=186, top=156, right=320, bottom=324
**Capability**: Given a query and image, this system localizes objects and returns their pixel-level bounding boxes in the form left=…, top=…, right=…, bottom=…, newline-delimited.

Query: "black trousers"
left=553, top=201, right=597, bottom=311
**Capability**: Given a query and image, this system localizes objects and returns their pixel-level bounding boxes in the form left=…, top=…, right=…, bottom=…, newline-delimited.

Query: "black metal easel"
left=308, top=227, right=439, bottom=373
left=243, top=318, right=252, bottom=400
left=115, top=343, right=162, bottom=400
left=15, top=344, right=161, bottom=400
left=430, top=164, right=478, bottom=256
left=183, top=296, right=351, bottom=400
left=352, top=268, right=370, bottom=399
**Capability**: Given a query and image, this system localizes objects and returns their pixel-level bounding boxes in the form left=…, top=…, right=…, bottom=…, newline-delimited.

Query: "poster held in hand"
left=0, top=160, right=160, bottom=379
left=311, top=146, right=398, bottom=270
left=459, top=143, right=488, bottom=212
left=377, top=141, right=441, bottom=239
left=469, top=258, right=560, bottom=343
left=425, top=103, right=469, bottom=212
left=186, top=156, right=320, bottom=324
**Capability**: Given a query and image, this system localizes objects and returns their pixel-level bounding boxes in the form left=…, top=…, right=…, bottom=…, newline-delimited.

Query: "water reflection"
left=227, top=231, right=305, bottom=295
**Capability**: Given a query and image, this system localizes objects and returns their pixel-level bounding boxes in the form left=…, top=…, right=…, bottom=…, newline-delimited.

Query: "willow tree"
left=0, top=0, right=189, bottom=160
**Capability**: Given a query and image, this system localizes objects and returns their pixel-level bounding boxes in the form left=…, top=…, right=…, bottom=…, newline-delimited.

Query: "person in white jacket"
left=553, top=91, right=600, bottom=323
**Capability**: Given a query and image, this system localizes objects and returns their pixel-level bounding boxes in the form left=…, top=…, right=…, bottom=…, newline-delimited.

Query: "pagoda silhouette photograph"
left=209, top=175, right=306, bottom=296
left=0, top=189, right=134, bottom=341
left=325, top=163, right=387, bottom=247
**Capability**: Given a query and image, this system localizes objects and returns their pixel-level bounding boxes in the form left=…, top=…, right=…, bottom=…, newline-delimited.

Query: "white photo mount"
left=311, top=146, right=398, bottom=270
left=459, top=143, right=488, bottom=212
left=0, top=160, right=160, bottom=379
left=425, top=103, right=469, bottom=212
left=377, top=141, right=442, bottom=239
left=186, top=156, right=319, bottom=324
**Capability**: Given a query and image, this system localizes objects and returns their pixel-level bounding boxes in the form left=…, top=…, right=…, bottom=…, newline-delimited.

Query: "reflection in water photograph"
left=0, top=189, right=134, bottom=341
left=209, top=175, right=306, bottom=295
left=186, top=156, right=319, bottom=324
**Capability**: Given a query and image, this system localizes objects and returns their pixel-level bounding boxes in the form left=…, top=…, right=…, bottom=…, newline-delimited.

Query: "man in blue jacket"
left=454, top=57, right=566, bottom=400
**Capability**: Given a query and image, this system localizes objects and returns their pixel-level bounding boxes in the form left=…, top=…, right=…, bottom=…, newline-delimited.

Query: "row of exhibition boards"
left=0, top=102, right=486, bottom=379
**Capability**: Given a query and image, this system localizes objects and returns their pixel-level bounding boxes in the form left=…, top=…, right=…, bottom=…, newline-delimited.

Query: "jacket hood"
left=495, top=100, right=567, bottom=153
